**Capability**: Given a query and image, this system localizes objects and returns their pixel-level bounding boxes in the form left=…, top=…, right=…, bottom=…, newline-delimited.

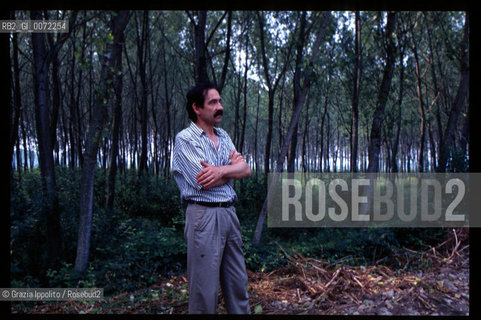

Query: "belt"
left=186, top=200, right=234, bottom=208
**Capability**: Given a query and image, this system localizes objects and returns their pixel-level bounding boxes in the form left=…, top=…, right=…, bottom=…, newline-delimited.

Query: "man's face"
left=194, top=88, right=224, bottom=126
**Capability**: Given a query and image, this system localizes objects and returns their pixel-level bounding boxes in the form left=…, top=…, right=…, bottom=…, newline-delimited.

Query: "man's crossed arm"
left=196, top=149, right=251, bottom=189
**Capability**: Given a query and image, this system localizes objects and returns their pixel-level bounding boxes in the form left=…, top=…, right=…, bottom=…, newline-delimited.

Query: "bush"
left=91, top=218, right=186, bottom=294
left=115, top=171, right=182, bottom=224
left=10, top=169, right=48, bottom=281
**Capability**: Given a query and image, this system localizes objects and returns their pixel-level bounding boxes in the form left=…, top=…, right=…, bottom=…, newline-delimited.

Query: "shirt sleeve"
left=172, top=135, right=205, bottom=191
left=222, top=130, right=237, bottom=166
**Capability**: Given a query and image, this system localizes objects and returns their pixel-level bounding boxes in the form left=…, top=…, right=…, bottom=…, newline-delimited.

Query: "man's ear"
left=192, top=103, right=201, bottom=115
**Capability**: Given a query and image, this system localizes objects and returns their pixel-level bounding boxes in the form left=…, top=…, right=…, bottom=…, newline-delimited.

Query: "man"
left=172, top=82, right=251, bottom=314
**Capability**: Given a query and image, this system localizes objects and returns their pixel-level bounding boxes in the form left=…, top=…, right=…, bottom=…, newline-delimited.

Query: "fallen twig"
left=325, top=268, right=341, bottom=288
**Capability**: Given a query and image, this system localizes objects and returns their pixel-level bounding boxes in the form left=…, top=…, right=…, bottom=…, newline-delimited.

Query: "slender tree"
left=256, top=12, right=292, bottom=184
left=436, top=13, right=469, bottom=172
left=137, top=11, right=150, bottom=175
left=351, top=11, right=361, bottom=172
left=367, top=12, right=397, bottom=173
left=106, top=13, right=127, bottom=210
left=287, top=11, right=308, bottom=173
left=239, top=29, right=249, bottom=154
left=10, top=19, right=22, bottom=171
left=30, top=10, right=63, bottom=266
left=187, top=11, right=209, bottom=84
left=390, top=34, right=406, bottom=173
left=216, top=11, right=232, bottom=94
left=75, top=11, right=130, bottom=273
left=409, top=15, right=427, bottom=172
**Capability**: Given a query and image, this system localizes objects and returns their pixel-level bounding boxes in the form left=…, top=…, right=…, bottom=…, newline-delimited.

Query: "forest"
left=8, top=10, right=470, bottom=314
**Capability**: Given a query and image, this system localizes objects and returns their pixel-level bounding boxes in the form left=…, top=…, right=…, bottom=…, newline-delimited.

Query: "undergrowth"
left=10, top=167, right=447, bottom=298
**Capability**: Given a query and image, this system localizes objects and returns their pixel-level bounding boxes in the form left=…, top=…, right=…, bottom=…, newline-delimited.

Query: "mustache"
left=214, top=110, right=223, bottom=117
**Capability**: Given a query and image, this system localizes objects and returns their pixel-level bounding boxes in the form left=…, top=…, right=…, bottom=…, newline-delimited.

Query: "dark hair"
left=186, top=82, right=217, bottom=122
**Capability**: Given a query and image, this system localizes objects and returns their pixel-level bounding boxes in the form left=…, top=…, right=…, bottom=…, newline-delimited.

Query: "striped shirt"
left=172, top=122, right=238, bottom=203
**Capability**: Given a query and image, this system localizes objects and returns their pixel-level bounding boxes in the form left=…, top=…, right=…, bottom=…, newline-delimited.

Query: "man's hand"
left=196, top=161, right=227, bottom=189
left=229, top=149, right=246, bottom=165
left=196, top=149, right=250, bottom=190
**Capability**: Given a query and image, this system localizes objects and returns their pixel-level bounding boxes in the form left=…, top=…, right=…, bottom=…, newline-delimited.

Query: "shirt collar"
left=189, top=121, right=224, bottom=138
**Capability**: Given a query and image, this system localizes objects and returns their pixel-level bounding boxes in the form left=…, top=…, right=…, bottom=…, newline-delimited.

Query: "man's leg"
left=219, top=207, right=250, bottom=314
left=185, top=204, right=224, bottom=314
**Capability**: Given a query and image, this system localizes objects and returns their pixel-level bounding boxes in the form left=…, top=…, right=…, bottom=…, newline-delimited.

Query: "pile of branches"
left=248, top=228, right=469, bottom=315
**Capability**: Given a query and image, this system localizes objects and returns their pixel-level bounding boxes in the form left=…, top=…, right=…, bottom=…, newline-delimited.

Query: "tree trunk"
left=137, top=11, right=149, bottom=175
left=217, top=11, right=232, bottom=94
left=287, top=122, right=299, bottom=172
left=436, top=13, right=469, bottom=172
left=106, top=18, right=126, bottom=210
left=301, top=100, right=310, bottom=173
left=233, top=70, right=241, bottom=148
left=60, top=91, right=69, bottom=167
left=75, top=11, right=130, bottom=273
left=47, top=37, right=61, bottom=160
left=77, top=20, right=88, bottom=168
left=351, top=11, right=361, bottom=173
left=424, top=12, right=444, bottom=152
left=239, top=33, right=249, bottom=154
left=390, top=43, right=405, bottom=173
left=458, top=114, right=469, bottom=157
left=410, top=25, right=426, bottom=172
left=319, top=91, right=328, bottom=173
left=390, top=29, right=408, bottom=173
left=189, top=11, right=209, bottom=84
left=287, top=12, right=308, bottom=173
left=162, top=48, right=172, bottom=178
left=264, top=91, right=274, bottom=183
left=278, top=80, right=285, bottom=157
left=254, top=85, right=260, bottom=179
left=428, top=123, right=437, bottom=171
left=68, top=42, right=76, bottom=168
left=31, top=10, right=63, bottom=267
left=362, top=12, right=397, bottom=216
left=10, top=29, right=21, bottom=171
left=21, top=112, right=28, bottom=171
left=367, top=12, right=397, bottom=173
left=326, top=114, right=331, bottom=172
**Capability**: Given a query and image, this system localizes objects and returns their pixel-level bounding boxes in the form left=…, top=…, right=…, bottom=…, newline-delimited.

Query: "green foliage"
left=242, top=225, right=445, bottom=273
left=10, top=167, right=448, bottom=298
left=243, top=237, right=286, bottom=272
left=235, top=174, right=266, bottom=222
left=93, top=220, right=186, bottom=294
left=46, top=262, right=97, bottom=288
left=10, top=168, right=185, bottom=295
left=10, top=169, right=48, bottom=278
left=115, top=171, right=182, bottom=224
